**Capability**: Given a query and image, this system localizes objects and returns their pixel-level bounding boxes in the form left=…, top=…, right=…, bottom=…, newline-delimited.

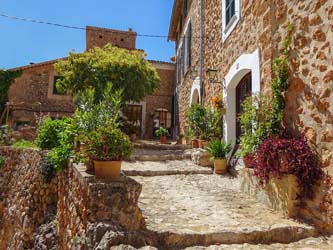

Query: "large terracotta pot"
left=191, top=139, right=199, bottom=148
left=214, top=159, right=227, bottom=174
left=199, top=140, right=209, bottom=149
left=93, top=160, right=122, bottom=179
left=243, top=153, right=254, bottom=168
left=160, top=135, right=167, bottom=144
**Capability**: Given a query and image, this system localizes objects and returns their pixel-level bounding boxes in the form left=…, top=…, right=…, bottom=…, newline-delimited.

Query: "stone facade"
left=0, top=147, right=58, bottom=249
left=169, top=0, right=333, bottom=232
left=7, top=27, right=175, bottom=139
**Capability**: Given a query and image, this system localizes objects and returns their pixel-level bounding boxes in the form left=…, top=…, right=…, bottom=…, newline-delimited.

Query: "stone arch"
left=223, top=49, right=260, bottom=143
left=190, top=77, right=201, bottom=105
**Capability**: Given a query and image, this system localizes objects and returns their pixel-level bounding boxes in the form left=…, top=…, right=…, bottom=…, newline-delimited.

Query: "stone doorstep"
left=130, top=154, right=191, bottom=161
left=134, top=141, right=191, bottom=151
left=123, top=169, right=213, bottom=177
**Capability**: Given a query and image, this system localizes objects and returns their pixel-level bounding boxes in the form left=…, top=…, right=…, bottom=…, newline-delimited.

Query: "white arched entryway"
left=223, top=49, right=260, bottom=144
left=190, top=77, right=201, bottom=105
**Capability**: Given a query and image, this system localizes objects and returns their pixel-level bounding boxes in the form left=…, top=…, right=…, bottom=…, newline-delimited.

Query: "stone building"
left=169, top=0, right=333, bottom=231
left=7, top=26, right=176, bottom=139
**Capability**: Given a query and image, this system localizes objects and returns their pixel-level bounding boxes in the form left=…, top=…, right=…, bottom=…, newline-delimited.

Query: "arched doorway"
left=191, top=89, right=200, bottom=104
left=236, top=73, right=252, bottom=140
left=190, top=77, right=201, bottom=105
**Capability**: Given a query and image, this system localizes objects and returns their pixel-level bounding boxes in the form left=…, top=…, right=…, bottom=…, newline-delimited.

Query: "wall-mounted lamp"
left=206, top=68, right=226, bottom=89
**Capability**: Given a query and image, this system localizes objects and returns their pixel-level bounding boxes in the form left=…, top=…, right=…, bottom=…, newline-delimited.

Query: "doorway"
left=235, top=73, right=252, bottom=140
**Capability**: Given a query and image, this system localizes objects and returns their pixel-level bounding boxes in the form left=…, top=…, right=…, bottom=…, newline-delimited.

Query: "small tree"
left=54, top=44, right=160, bottom=103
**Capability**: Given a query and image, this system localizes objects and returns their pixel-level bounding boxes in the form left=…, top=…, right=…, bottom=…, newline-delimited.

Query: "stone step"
left=134, top=140, right=191, bottom=151
left=122, top=160, right=213, bottom=177
left=130, top=174, right=317, bottom=249
left=130, top=149, right=192, bottom=161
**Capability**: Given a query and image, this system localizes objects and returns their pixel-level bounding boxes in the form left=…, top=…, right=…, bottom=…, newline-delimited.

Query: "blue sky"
left=0, top=0, right=175, bottom=69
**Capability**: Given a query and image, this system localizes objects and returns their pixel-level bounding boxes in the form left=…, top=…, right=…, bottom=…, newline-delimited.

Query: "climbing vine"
left=0, top=69, right=22, bottom=117
left=269, top=24, right=293, bottom=135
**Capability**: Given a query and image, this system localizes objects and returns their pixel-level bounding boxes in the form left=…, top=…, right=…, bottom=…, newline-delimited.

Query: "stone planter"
left=214, top=159, right=227, bottom=174
left=240, top=168, right=300, bottom=217
left=93, top=160, right=122, bottom=179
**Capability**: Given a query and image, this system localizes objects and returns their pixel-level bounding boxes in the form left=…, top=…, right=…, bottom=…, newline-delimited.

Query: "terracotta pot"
left=214, top=159, right=227, bottom=174
left=199, top=140, right=209, bottom=148
left=191, top=139, right=199, bottom=148
left=93, top=160, right=122, bottom=179
left=243, top=153, right=254, bottom=168
left=160, top=135, right=167, bottom=144
left=130, top=133, right=137, bottom=141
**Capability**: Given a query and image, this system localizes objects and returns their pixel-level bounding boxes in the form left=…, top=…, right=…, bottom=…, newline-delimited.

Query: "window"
left=176, top=21, right=191, bottom=85
left=225, top=0, right=235, bottom=26
left=222, top=0, right=240, bottom=43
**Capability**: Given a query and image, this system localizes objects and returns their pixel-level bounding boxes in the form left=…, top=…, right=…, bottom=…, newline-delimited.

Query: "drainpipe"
left=199, top=0, right=205, bottom=105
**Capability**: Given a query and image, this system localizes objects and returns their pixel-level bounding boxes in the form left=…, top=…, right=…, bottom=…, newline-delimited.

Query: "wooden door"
left=236, top=73, right=252, bottom=140
left=123, top=105, right=143, bottom=137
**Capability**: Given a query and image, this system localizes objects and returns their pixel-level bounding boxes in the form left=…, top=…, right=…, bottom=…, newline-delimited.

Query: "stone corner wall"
left=0, top=147, right=58, bottom=250
left=57, top=163, right=145, bottom=250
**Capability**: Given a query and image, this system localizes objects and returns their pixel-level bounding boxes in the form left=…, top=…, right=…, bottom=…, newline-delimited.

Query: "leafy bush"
left=12, top=140, right=38, bottom=149
left=252, top=135, right=323, bottom=199
left=185, top=104, right=222, bottom=140
left=238, top=93, right=272, bottom=157
left=39, top=156, right=56, bottom=183
left=206, top=140, right=231, bottom=159
left=35, top=117, right=74, bottom=150
left=73, top=83, right=122, bottom=137
left=48, top=143, right=73, bottom=172
left=0, top=156, right=5, bottom=167
left=155, top=127, right=170, bottom=137
left=84, top=128, right=133, bottom=161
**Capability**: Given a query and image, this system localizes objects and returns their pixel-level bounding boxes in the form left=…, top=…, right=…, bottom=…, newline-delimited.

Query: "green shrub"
left=12, top=140, right=38, bottom=149
left=207, top=140, right=232, bottom=159
left=0, top=156, right=5, bottom=167
left=35, top=117, right=74, bottom=150
left=155, top=127, right=170, bottom=137
left=85, top=128, right=133, bottom=161
left=238, top=93, right=271, bottom=157
left=185, top=104, right=222, bottom=140
left=0, top=125, right=11, bottom=145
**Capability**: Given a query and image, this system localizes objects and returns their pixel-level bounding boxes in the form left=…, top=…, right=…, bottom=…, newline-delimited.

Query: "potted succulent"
left=155, top=127, right=169, bottom=144
left=85, top=127, right=133, bottom=179
left=207, top=139, right=232, bottom=174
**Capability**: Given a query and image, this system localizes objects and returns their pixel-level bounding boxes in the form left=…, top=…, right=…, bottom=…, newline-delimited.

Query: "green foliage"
left=48, top=143, right=73, bottom=172
left=238, top=93, right=272, bottom=157
left=0, top=156, right=5, bottom=167
left=84, top=128, right=133, bottom=161
left=270, top=24, right=293, bottom=135
left=207, top=140, right=232, bottom=159
left=155, top=127, right=170, bottom=137
left=35, top=117, right=74, bottom=150
left=0, top=69, right=22, bottom=117
left=12, top=140, right=38, bottom=149
left=185, top=104, right=222, bottom=140
left=54, top=44, right=160, bottom=103
left=39, top=156, right=56, bottom=183
left=73, top=83, right=122, bottom=136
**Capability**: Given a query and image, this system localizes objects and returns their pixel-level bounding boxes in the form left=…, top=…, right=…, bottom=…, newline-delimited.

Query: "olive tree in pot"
left=155, top=127, right=169, bottom=144
left=207, top=140, right=232, bottom=174
left=85, top=128, right=133, bottom=179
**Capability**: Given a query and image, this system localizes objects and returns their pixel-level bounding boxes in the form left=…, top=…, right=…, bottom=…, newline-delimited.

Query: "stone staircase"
left=121, top=141, right=322, bottom=249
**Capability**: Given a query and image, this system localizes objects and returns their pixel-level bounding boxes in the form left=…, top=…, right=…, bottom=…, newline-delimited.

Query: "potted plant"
left=211, top=94, right=226, bottom=114
left=85, top=128, right=133, bottom=179
left=207, top=139, right=232, bottom=174
left=155, top=127, right=169, bottom=144
left=176, top=133, right=185, bottom=144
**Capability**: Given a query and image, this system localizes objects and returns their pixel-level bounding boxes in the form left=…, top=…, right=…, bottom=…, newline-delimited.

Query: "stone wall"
left=0, top=147, right=58, bottom=250
left=273, top=0, right=333, bottom=232
left=57, top=164, right=146, bottom=250
left=8, top=63, right=74, bottom=125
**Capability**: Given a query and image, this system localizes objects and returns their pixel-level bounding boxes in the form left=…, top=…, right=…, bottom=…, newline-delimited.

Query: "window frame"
left=222, top=0, right=240, bottom=43
left=48, top=67, right=71, bottom=100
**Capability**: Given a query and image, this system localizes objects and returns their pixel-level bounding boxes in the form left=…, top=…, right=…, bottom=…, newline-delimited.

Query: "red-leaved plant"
left=251, top=135, right=323, bottom=200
